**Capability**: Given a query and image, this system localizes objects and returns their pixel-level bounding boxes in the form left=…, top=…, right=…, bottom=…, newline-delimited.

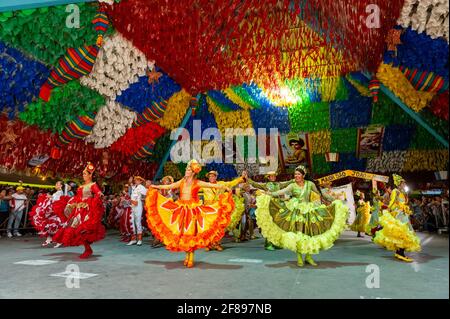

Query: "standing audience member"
left=0, top=189, right=12, bottom=237
left=7, top=186, right=29, bottom=238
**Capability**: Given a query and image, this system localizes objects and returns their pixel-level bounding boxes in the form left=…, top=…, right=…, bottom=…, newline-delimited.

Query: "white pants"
left=130, top=201, right=143, bottom=235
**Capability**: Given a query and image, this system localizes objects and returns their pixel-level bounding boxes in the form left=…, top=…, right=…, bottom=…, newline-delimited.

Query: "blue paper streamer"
left=384, top=27, right=449, bottom=80
left=382, top=124, right=415, bottom=151
left=330, top=79, right=372, bottom=129
left=331, top=153, right=367, bottom=173
left=116, top=66, right=181, bottom=113
left=0, top=41, right=49, bottom=119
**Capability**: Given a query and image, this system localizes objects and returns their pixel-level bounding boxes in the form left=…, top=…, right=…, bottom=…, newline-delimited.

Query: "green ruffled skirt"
left=255, top=195, right=348, bottom=254
left=226, top=195, right=245, bottom=232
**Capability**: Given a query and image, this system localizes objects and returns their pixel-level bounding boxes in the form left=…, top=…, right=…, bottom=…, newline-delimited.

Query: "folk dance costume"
left=29, top=182, right=71, bottom=247
left=350, top=191, right=371, bottom=237
left=202, top=171, right=244, bottom=251
left=52, top=163, right=105, bottom=259
left=373, top=175, right=421, bottom=262
left=127, top=176, right=147, bottom=246
left=118, top=193, right=133, bottom=242
left=246, top=171, right=292, bottom=250
left=255, top=166, right=348, bottom=267
left=365, top=189, right=386, bottom=236
left=145, top=160, right=234, bottom=268
left=151, top=175, right=177, bottom=248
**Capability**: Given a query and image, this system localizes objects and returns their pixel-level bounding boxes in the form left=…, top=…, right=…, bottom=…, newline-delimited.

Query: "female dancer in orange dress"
left=146, top=160, right=234, bottom=268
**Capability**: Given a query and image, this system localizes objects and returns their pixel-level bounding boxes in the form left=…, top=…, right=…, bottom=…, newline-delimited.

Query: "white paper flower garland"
left=366, top=151, right=407, bottom=173
left=85, top=100, right=136, bottom=148
left=397, top=0, right=449, bottom=42
left=81, top=32, right=154, bottom=99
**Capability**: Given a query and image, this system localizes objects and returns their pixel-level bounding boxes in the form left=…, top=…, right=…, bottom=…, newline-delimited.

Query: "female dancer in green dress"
left=255, top=165, right=349, bottom=266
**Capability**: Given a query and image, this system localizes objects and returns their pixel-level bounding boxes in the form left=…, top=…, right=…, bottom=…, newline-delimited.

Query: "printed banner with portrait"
left=279, top=133, right=311, bottom=174
left=356, top=125, right=384, bottom=159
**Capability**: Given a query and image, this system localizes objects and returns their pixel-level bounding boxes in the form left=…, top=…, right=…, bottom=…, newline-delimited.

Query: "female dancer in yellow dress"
left=350, top=190, right=371, bottom=238
left=201, top=170, right=244, bottom=251
left=255, top=165, right=348, bottom=267
left=373, top=175, right=421, bottom=262
left=145, top=160, right=234, bottom=268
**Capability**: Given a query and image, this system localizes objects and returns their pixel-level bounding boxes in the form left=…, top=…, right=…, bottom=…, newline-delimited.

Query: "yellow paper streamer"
left=402, top=150, right=449, bottom=172
left=207, top=96, right=254, bottom=136
left=309, top=130, right=331, bottom=154
left=345, top=75, right=371, bottom=97
left=157, top=89, right=191, bottom=130
left=377, top=63, right=436, bottom=112
left=223, top=88, right=252, bottom=110
left=320, top=77, right=340, bottom=102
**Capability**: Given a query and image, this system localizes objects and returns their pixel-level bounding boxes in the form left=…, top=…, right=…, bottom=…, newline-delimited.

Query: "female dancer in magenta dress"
left=255, top=165, right=348, bottom=267
left=52, top=163, right=105, bottom=259
left=373, top=174, right=421, bottom=262
left=117, top=185, right=133, bottom=242
left=29, top=181, right=71, bottom=247
left=146, top=160, right=234, bottom=268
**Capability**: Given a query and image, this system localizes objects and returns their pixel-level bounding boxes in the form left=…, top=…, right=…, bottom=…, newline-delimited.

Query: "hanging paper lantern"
left=190, top=96, right=198, bottom=117
left=93, top=11, right=109, bottom=45
left=369, top=78, right=380, bottom=103
left=50, top=146, right=61, bottom=160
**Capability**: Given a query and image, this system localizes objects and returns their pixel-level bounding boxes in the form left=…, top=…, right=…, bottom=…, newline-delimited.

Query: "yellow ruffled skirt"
left=225, top=195, right=245, bottom=232
left=373, top=212, right=421, bottom=252
left=255, top=194, right=348, bottom=254
left=350, top=203, right=371, bottom=233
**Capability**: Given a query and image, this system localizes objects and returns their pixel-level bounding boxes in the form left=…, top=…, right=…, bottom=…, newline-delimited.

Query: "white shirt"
left=12, top=193, right=28, bottom=211
left=52, top=190, right=63, bottom=201
left=131, top=184, right=147, bottom=202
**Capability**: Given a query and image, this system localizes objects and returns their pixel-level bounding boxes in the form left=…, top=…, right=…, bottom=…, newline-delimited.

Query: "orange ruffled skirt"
left=145, top=189, right=234, bottom=252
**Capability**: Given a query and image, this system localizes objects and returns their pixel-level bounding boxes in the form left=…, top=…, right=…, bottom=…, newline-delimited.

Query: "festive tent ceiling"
left=106, top=0, right=403, bottom=93
left=0, top=0, right=448, bottom=182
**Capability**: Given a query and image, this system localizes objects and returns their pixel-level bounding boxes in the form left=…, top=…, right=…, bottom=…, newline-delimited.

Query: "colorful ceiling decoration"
left=105, top=0, right=401, bottom=94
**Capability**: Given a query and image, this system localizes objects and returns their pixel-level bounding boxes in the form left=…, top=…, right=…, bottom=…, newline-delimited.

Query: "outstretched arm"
left=197, top=181, right=228, bottom=190
left=270, top=183, right=293, bottom=197
left=151, top=180, right=182, bottom=190
left=247, top=179, right=268, bottom=191
left=221, top=176, right=244, bottom=188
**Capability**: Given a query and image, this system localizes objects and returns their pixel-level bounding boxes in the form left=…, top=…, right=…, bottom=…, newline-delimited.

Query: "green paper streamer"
left=370, top=92, right=415, bottom=126
left=19, top=81, right=104, bottom=133
left=312, top=154, right=331, bottom=175
left=0, top=3, right=113, bottom=65
left=331, top=128, right=358, bottom=152
left=288, top=102, right=330, bottom=132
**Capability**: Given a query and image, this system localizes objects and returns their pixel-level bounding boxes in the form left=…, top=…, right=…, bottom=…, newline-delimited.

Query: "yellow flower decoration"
left=207, top=96, right=254, bottom=136
left=223, top=88, right=252, bottom=110
left=309, top=130, right=331, bottom=154
left=377, top=63, right=436, bottom=112
left=157, top=89, right=191, bottom=130
left=402, top=150, right=448, bottom=172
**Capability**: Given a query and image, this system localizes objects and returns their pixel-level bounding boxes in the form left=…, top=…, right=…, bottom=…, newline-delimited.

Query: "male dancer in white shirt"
left=127, top=176, right=147, bottom=246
